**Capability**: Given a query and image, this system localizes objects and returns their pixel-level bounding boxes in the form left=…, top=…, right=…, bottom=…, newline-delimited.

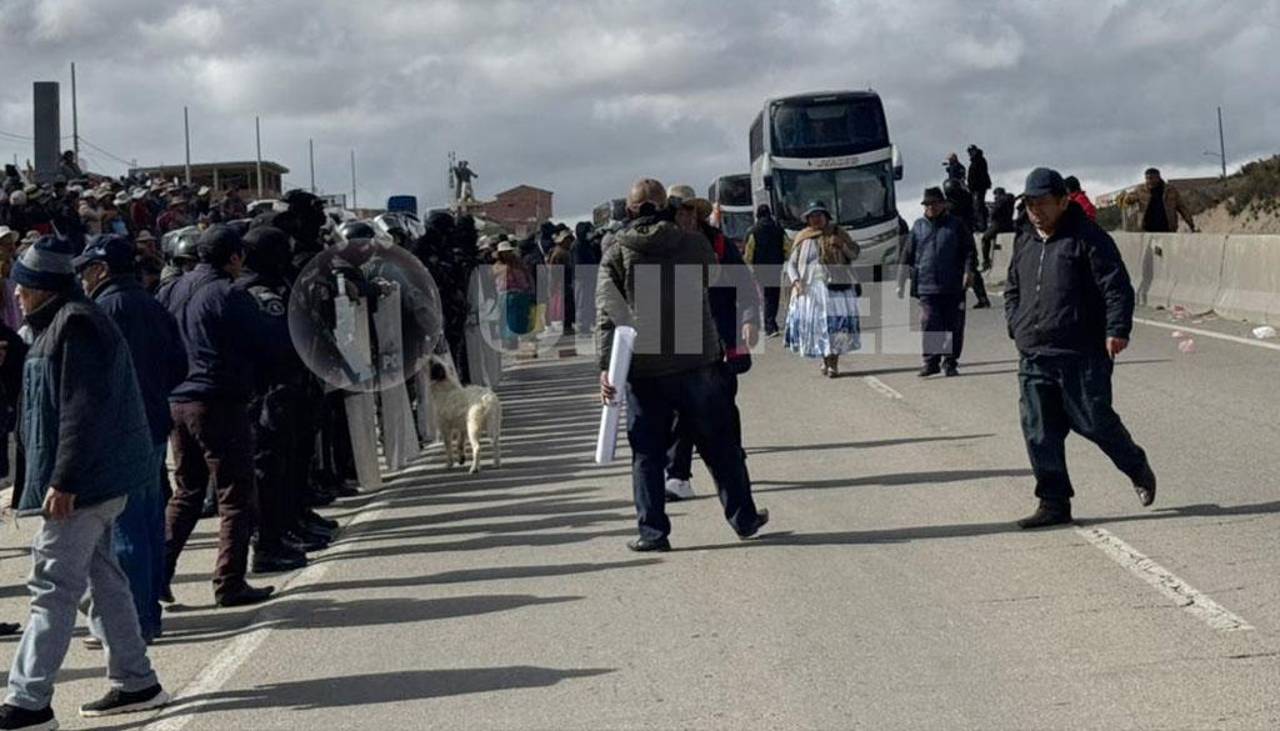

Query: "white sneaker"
left=665, top=478, right=695, bottom=501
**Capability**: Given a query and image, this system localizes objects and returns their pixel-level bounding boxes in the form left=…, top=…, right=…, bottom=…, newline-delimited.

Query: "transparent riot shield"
left=334, top=275, right=382, bottom=489
left=373, top=280, right=421, bottom=471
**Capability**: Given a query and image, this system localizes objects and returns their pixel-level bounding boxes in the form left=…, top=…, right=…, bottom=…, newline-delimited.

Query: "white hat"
left=131, top=188, right=147, bottom=201
left=114, top=192, right=130, bottom=207
left=197, top=186, right=211, bottom=197
left=496, top=241, right=515, bottom=253
left=0, top=226, right=18, bottom=246
left=477, top=235, right=494, bottom=249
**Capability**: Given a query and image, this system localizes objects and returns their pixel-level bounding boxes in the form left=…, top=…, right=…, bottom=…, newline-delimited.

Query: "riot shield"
left=373, top=280, right=421, bottom=470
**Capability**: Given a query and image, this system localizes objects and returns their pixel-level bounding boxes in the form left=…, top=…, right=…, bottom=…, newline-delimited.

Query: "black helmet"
left=942, top=178, right=968, bottom=199
left=172, top=233, right=200, bottom=263
left=242, top=226, right=291, bottom=276
left=337, top=220, right=378, bottom=242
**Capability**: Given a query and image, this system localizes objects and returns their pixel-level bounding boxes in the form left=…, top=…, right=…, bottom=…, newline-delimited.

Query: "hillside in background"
left=1097, top=155, right=1280, bottom=234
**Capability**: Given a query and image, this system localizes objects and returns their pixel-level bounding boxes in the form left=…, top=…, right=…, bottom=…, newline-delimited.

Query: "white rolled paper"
left=594, top=326, right=637, bottom=464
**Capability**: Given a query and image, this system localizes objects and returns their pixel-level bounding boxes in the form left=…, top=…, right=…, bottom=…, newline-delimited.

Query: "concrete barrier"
left=1111, top=232, right=1146, bottom=289
left=1162, top=233, right=1227, bottom=314
left=1214, top=235, right=1280, bottom=324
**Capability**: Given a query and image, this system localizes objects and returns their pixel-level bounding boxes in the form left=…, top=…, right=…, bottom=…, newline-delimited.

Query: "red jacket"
left=1069, top=191, right=1097, bottom=221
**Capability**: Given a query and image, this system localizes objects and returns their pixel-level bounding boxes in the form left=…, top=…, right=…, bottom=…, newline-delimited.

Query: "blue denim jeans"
left=7, top=495, right=159, bottom=710
left=114, top=443, right=168, bottom=639
left=627, top=364, right=760, bottom=541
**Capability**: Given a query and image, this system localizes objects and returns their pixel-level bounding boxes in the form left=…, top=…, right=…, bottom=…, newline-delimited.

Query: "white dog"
left=426, top=358, right=503, bottom=473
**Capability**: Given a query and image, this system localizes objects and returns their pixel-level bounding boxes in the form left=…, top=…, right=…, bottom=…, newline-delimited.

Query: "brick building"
left=473, top=185, right=553, bottom=237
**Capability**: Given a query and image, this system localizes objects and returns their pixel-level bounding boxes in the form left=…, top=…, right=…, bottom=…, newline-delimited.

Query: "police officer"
left=236, top=226, right=316, bottom=573
left=1004, top=168, right=1156, bottom=529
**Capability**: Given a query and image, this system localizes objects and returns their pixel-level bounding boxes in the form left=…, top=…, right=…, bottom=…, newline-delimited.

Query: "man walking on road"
left=897, top=187, right=978, bottom=378
left=2, top=236, right=170, bottom=730
left=597, top=179, right=769, bottom=552
left=1004, top=168, right=1157, bottom=529
left=744, top=204, right=787, bottom=337
left=159, top=225, right=276, bottom=607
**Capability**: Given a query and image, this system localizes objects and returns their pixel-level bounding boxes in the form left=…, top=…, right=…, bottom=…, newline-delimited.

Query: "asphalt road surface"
left=0, top=284, right=1276, bottom=730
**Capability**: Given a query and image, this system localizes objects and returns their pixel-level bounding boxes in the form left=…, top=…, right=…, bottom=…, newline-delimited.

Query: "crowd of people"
left=0, top=148, right=1180, bottom=728
left=0, top=154, right=563, bottom=729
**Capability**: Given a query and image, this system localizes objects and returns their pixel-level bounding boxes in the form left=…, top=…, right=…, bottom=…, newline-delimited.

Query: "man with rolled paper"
left=596, top=178, right=769, bottom=553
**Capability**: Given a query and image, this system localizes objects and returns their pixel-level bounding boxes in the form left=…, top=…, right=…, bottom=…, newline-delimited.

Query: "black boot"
left=1133, top=463, right=1157, bottom=507
left=1017, top=500, right=1073, bottom=529
left=252, top=542, right=308, bottom=574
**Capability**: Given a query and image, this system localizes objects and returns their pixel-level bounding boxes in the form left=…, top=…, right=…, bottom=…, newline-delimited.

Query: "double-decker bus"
left=749, top=90, right=903, bottom=269
left=707, top=173, right=754, bottom=250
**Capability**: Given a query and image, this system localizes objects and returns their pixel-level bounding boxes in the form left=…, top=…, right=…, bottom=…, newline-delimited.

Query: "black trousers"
left=919, top=294, right=966, bottom=367
left=626, top=364, right=761, bottom=541
left=762, top=286, right=782, bottom=334
left=250, top=385, right=303, bottom=548
left=666, top=370, right=742, bottom=481
left=1018, top=354, right=1149, bottom=503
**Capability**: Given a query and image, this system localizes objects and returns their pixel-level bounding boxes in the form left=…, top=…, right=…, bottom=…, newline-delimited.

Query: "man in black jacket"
left=74, top=234, right=187, bottom=642
left=1004, top=168, right=1156, bottom=529
left=744, top=205, right=786, bottom=337
left=981, top=187, right=1016, bottom=272
left=159, top=225, right=277, bottom=607
left=898, top=187, right=978, bottom=377
left=966, top=145, right=992, bottom=232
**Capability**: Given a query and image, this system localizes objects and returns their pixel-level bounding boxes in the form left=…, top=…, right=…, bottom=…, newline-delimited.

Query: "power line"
left=0, top=129, right=32, bottom=142
left=78, top=136, right=134, bottom=168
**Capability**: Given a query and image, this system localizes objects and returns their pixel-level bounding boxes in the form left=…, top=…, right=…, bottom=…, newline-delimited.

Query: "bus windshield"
left=720, top=210, right=754, bottom=241
left=774, top=161, right=895, bottom=230
left=770, top=96, right=888, bottom=158
left=714, top=176, right=752, bottom=207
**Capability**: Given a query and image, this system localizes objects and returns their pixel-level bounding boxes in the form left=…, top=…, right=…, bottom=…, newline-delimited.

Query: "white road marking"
left=143, top=495, right=397, bottom=731
left=1076, top=526, right=1254, bottom=632
left=1131, top=317, right=1280, bottom=353
left=863, top=376, right=904, bottom=400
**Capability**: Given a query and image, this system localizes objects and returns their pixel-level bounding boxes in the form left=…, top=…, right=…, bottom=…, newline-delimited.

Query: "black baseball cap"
left=72, top=234, right=136, bottom=273
left=1021, top=167, right=1067, bottom=199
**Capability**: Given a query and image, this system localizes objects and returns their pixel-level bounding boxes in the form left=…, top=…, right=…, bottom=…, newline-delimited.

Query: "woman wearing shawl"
left=784, top=201, right=862, bottom=378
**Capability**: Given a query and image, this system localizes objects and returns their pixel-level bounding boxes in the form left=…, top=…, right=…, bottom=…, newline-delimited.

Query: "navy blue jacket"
left=159, top=263, right=273, bottom=403
left=902, top=213, right=977, bottom=296
left=18, top=292, right=153, bottom=514
left=1004, top=203, right=1134, bottom=357
left=91, top=276, right=187, bottom=444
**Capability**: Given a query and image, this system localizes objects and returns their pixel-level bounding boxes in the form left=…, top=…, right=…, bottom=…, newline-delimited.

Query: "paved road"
left=1, top=284, right=1277, bottom=729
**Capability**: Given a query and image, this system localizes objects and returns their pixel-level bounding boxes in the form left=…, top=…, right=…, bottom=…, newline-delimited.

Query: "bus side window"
left=749, top=113, right=764, bottom=161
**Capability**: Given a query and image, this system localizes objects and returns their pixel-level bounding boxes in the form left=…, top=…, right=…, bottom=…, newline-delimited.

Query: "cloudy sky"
left=1, top=0, right=1275, bottom=220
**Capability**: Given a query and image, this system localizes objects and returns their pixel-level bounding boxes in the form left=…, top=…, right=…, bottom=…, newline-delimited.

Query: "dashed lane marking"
left=863, top=376, right=904, bottom=400
left=1076, top=526, right=1254, bottom=632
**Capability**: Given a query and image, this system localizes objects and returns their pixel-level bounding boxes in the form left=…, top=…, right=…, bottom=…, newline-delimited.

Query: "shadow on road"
left=153, top=666, right=615, bottom=717
left=748, top=433, right=996, bottom=456
left=753, top=468, right=1033, bottom=494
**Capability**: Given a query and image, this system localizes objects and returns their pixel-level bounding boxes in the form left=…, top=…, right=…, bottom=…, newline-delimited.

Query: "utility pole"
left=255, top=116, right=263, bottom=198
left=70, top=61, right=79, bottom=163
left=308, top=138, right=316, bottom=193
left=350, top=149, right=357, bottom=210
left=1213, top=105, right=1223, bottom=180
left=183, top=106, right=191, bottom=185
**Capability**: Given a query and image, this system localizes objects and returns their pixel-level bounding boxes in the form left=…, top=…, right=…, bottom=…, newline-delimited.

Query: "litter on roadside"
left=1178, top=338, right=1197, bottom=354
left=1252, top=326, right=1278, bottom=340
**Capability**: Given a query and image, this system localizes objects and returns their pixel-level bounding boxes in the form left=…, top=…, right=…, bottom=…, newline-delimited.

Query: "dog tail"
left=483, top=392, right=502, bottom=468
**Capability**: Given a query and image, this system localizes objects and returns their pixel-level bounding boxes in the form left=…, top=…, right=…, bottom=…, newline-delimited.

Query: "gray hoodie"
left=595, top=217, right=722, bottom=380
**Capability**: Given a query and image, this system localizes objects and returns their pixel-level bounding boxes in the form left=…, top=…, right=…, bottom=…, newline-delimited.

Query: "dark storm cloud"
left=1, top=0, right=1273, bottom=216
